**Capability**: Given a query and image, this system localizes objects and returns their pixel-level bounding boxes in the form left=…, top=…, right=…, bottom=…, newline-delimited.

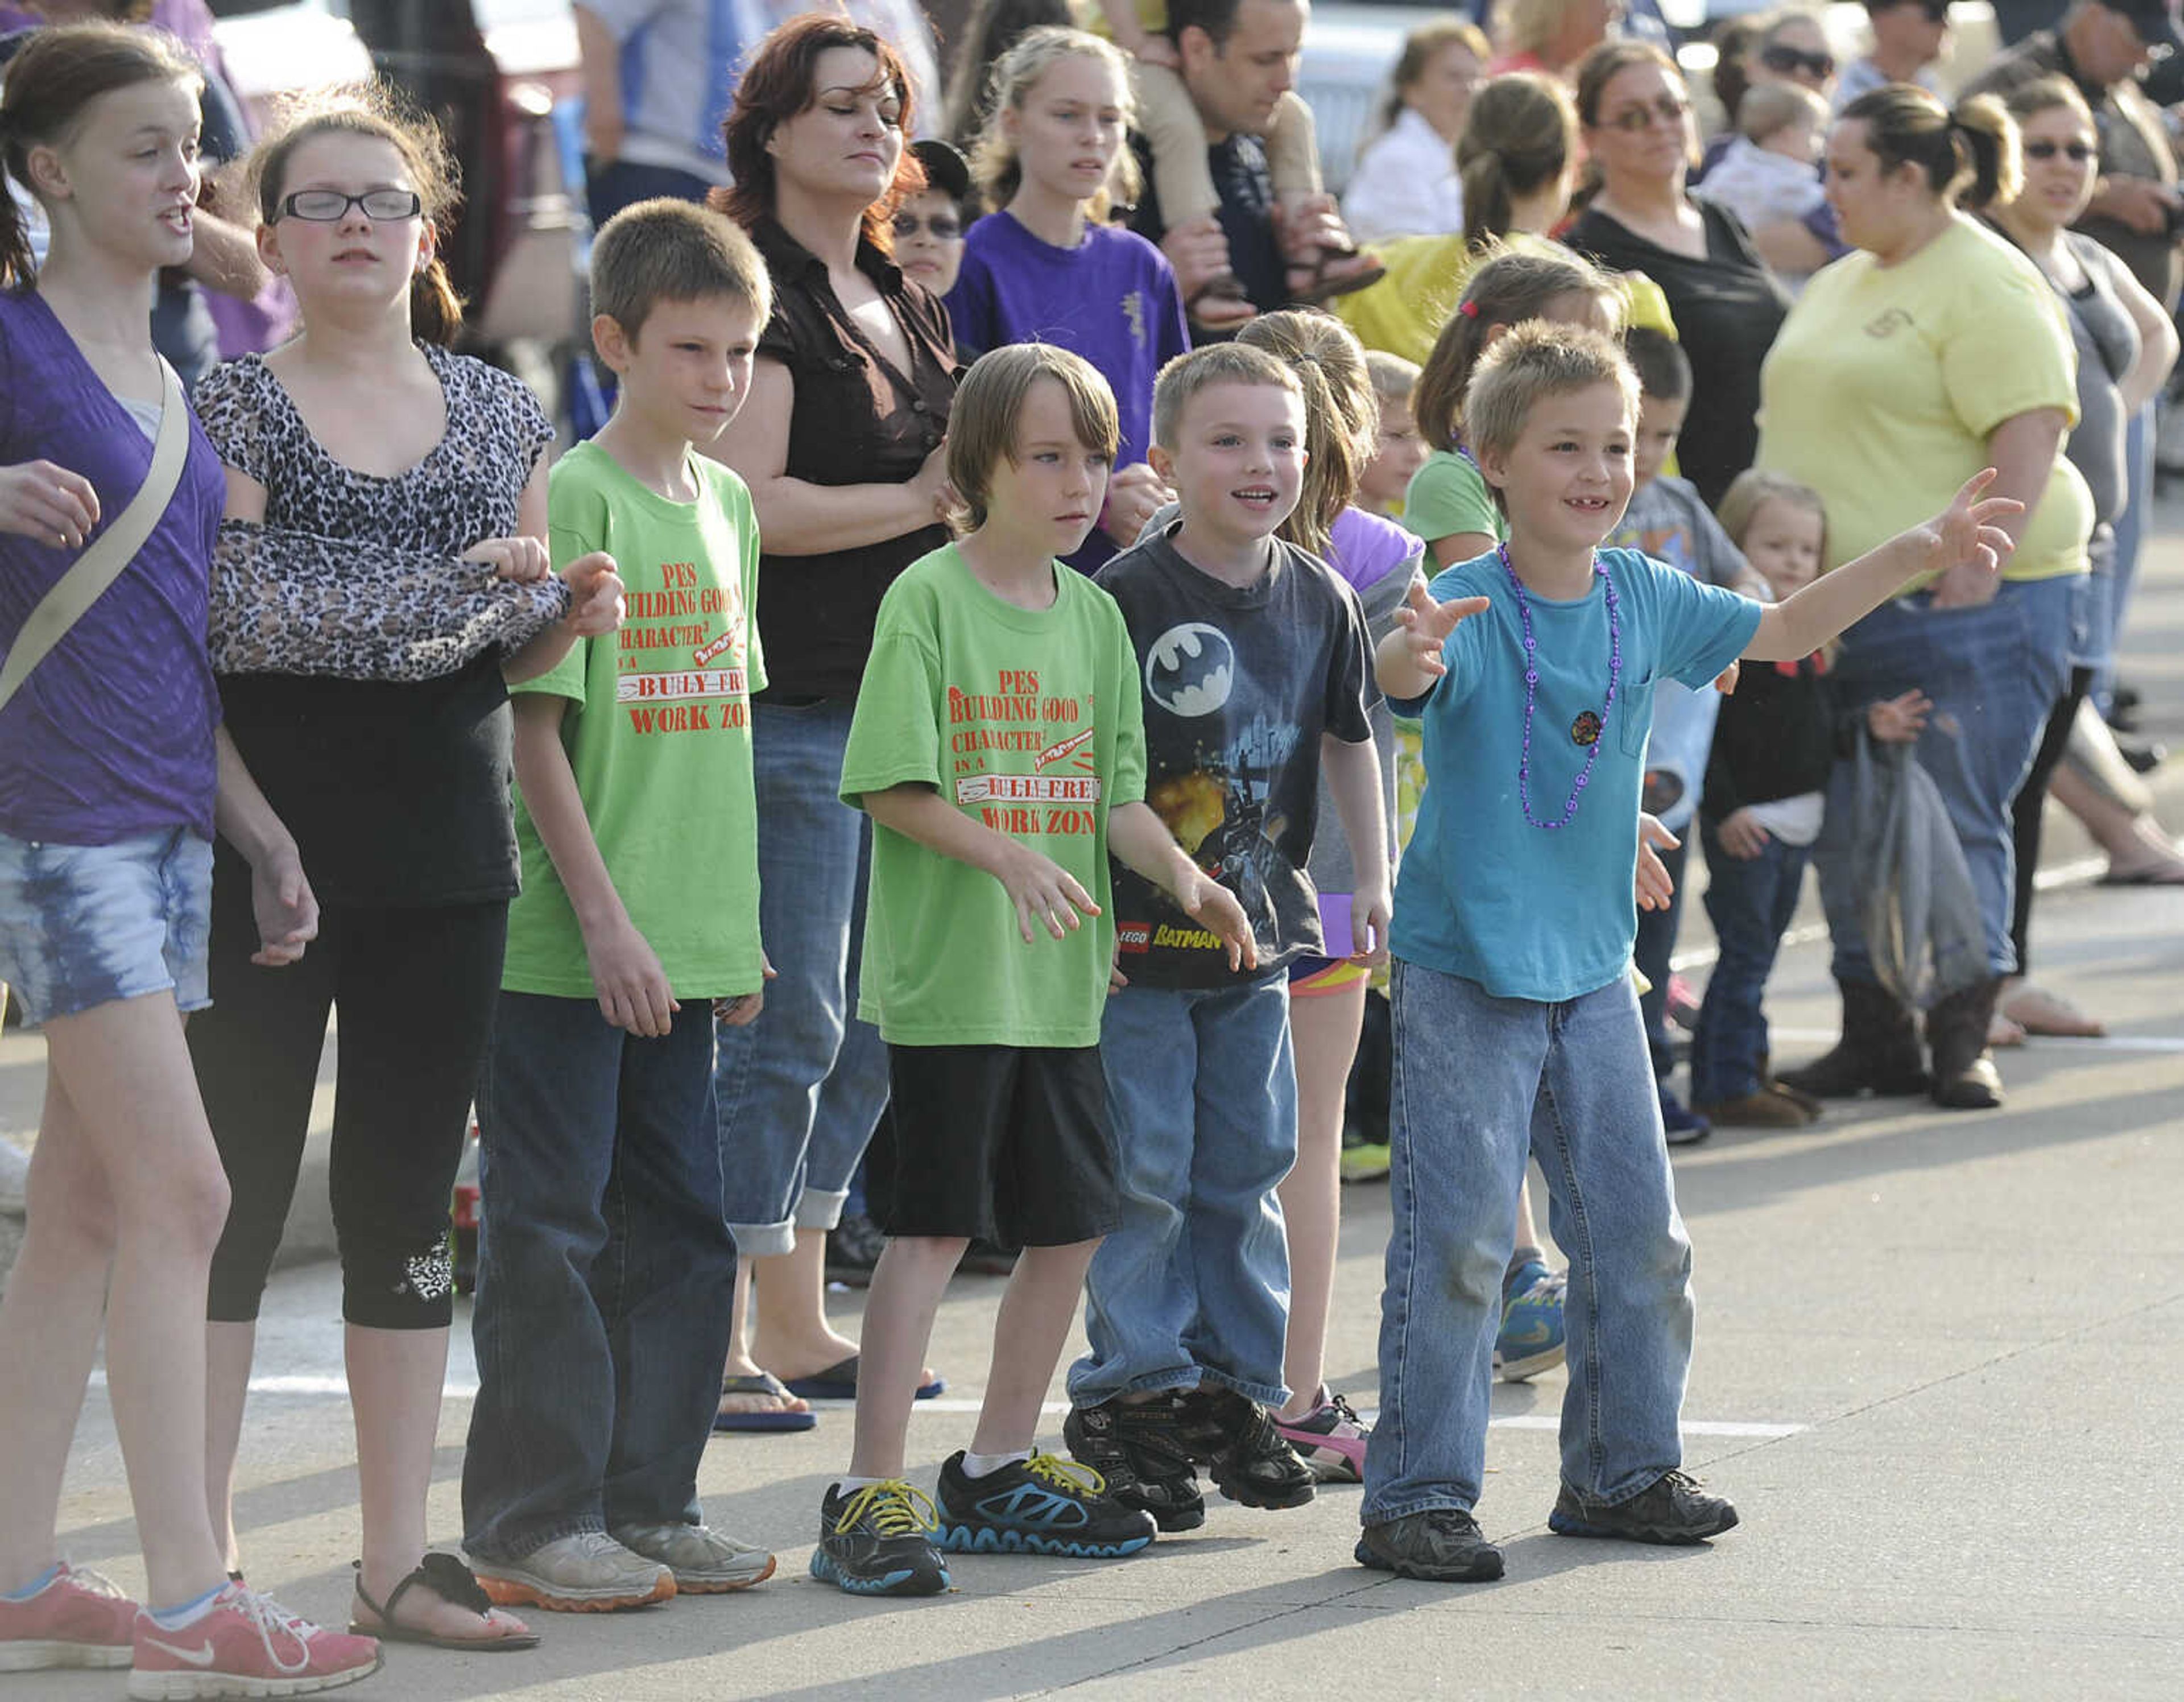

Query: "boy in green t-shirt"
left=462, top=201, right=776, bottom=1612
left=813, top=345, right=1255, bottom=1599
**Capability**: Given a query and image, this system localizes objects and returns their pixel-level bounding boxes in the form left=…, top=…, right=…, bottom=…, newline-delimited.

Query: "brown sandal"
left=350, top=1554, right=540, bottom=1651
left=1285, top=245, right=1387, bottom=306
left=1187, top=271, right=1258, bottom=331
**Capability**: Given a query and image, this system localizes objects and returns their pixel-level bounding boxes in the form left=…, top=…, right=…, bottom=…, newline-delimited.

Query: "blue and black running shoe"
left=935, top=1452, right=1157, bottom=1557
left=810, top=1480, right=951, bottom=1597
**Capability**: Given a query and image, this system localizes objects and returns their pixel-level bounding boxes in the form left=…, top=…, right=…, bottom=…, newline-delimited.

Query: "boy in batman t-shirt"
left=1062, top=343, right=1384, bottom=1531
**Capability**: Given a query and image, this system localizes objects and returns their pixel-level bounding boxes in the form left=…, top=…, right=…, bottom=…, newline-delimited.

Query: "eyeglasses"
left=892, top=210, right=963, bottom=241
left=2024, top=139, right=2097, bottom=162
left=1601, top=93, right=1691, bottom=132
left=1759, top=44, right=1836, bottom=80
left=277, top=189, right=423, bottom=222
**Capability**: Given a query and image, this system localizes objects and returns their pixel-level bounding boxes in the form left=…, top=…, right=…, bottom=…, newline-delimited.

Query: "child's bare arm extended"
left=1321, top=732, right=1392, bottom=961
left=1375, top=578, right=1492, bottom=703
left=862, top=782, right=1103, bottom=946
left=1745, top=471, right=2022, bottom=662
left=1107, top=802, right=1258, bottom=970
left=511, top=693, right=680, bottom=1036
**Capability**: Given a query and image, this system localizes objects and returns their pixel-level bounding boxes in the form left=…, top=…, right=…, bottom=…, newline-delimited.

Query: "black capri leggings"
left=189, top=846, right=507, bottom=1329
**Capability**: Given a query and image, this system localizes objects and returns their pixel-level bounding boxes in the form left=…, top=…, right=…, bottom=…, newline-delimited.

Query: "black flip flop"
left=350, top=1554, right=540, bottom=1651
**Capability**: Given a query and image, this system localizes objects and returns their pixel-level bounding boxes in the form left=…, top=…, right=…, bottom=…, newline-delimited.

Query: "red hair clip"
left=1458, top=298, right=1480, bottom=318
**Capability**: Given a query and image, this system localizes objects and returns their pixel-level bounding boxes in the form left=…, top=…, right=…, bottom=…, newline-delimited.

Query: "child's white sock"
left=830, top=1476, right=883, bottom=1496
left=147, top=1584, right=227, bottom=1630
left=959, top=1448, right=1031, bottom=1479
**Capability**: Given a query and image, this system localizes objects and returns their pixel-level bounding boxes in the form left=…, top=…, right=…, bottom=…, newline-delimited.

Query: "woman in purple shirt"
left=0, top=23, right=376, bottom=1690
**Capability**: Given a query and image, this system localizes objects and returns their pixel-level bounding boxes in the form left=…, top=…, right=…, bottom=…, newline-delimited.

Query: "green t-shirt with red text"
left=501, top=440, right=766, bottom=999
left=841, top=544, right=1146, bottom=1047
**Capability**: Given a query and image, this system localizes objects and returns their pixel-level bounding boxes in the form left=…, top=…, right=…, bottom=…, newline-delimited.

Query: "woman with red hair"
left=708, top=13, right=957, bottom=1432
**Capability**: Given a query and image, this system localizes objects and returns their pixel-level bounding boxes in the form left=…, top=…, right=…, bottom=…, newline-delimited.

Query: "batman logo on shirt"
left=1145, top=622, right=1235, bottom=717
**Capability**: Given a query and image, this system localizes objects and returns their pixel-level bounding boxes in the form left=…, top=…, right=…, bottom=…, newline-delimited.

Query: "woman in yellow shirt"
left=1759, top=85, right=2091, bottom=1114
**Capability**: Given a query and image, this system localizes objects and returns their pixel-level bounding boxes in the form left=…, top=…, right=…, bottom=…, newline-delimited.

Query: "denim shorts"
left=0, top=827, right=213, bottom=1026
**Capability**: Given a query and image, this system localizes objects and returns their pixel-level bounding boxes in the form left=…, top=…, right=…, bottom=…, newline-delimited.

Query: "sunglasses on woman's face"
left=892, top=210, right=963, bottom=241
left=1759, top=44, right=1836, bottom=80
left=2024, top=139, right=2097, bottom=162
left=1602, top=93, right=1691, bottom=132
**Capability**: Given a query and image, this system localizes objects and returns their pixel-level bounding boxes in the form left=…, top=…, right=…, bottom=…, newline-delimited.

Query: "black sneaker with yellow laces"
left=809, top=1480, right=950, bottom=1597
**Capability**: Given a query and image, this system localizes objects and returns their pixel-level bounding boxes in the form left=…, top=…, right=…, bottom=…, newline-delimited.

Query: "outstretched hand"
left=1922, top=469, right=2022, bottom=606
left=1393, top=580, right=1492, bottom=679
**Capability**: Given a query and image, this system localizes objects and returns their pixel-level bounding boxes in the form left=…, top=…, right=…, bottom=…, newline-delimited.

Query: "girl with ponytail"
left=0, top=22, right=380, bottom=1689
left=1335, top=72, right=1674, bottom=376
left=1232, top=311, right=1419, bottom=1481
left=182, top=83, right=621, bottom=1654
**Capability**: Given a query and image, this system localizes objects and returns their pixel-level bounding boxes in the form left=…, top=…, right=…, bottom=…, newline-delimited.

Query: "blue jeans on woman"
left=464, top=995, right=733, bottom=1559
left=1068, top=971, right=1297, bottom=1409
left=1814, top=575, right=2076, bottom=984
left=712, top=700, right=890, bottom=1255
left=1689, top=820, right=1811, bottom=1105
left=1362, top=962, right=1693, bottom=1525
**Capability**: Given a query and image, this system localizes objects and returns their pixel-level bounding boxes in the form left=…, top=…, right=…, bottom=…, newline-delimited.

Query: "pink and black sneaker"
left=1273, top=1389, right=1370, bottom=1484
left=129, top=1582, right=380, bottom=1699
left=0, top=1560, right=136, bottom=1672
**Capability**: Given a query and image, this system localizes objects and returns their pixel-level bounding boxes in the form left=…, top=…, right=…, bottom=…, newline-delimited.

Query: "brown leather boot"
left=1775, top=980, right=1929, bottom=1099
left=1925, top=978, right=2005, bottom=1110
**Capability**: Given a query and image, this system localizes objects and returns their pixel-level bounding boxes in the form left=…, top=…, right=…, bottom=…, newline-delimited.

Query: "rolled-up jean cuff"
left=725, top=1218, right=796, bottom=1258
left=793, top=1184, right=850, bottom=1232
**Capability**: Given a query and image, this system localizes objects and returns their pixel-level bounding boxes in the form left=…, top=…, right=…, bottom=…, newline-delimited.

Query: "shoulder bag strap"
left=0, top=358, right=192, bottom=714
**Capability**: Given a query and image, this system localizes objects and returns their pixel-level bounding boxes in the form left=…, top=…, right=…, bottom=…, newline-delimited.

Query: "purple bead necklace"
left=1499, top=540, right=1620, bottom=831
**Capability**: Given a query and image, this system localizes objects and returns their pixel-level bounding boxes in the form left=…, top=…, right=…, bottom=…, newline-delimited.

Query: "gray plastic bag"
left=1848, top=730, right=1988, bottom=1010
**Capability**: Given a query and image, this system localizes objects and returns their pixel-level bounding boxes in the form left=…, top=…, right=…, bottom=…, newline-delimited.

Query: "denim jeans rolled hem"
left=793, top=1183, right=850, bottom=1232
left=1814, top=576, right=2075, bottom=983
left=723, top=1218, right=796, bottom=1258
left=1361, top=962, right=1691, bottom=1526
left=464, top=994, right=735, bottom=1562
left=714, top=700, right=889, bottom=1246
left=1068, top=974, right=1296, bottom=1410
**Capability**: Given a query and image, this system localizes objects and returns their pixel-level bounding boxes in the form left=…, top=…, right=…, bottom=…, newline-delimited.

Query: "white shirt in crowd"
left=1341, top=106, right=1465, bottom=242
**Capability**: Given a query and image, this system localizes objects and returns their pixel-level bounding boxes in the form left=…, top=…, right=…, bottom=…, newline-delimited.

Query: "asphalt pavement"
left=5, top=513, right=2183, bottom=1701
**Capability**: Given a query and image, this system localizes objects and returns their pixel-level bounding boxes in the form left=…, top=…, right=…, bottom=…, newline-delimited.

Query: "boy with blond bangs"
left=1065, top=343, right=1388, bottom=1534
left=1359, top=321, right=2021, bottom=1584
left=816, top=344, right=1256, bottom=1598
left=463, top=199, right=776, bottom=1612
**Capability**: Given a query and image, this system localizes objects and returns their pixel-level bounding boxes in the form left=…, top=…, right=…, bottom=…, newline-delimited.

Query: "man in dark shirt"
left=1962, top=0, right=2184, bottom=307
left=1127, top=0, right=1368, bottom=331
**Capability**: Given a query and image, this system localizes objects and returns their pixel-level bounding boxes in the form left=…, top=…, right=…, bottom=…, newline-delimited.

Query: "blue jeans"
left=1068, top=972, right=1297, bottom=1407
left=1362, top=963, right=1693, bottom=1523
left=1689, top=820, right=1811, bottom=1104
left=712, top=700, right=889, bottom=1255
left=463, top=994, right=734, bottom=1560
left=2094, top=406, right=2153, bottom=713
left=1815, top=576, right=2075, bottom=983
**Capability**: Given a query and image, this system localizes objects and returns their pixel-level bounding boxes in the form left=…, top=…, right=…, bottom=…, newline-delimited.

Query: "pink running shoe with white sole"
left=0, top=1560, right=136, bottom=1671
left=1273, top=1389, right=1370, bottom=1484
left=128, top=1583, right=380, bottom=1700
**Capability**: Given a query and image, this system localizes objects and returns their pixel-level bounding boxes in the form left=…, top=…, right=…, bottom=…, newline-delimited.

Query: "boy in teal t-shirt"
left=809, top=345, right=1254, bottom=1601
left=463, top=201, right=777, bottom=1611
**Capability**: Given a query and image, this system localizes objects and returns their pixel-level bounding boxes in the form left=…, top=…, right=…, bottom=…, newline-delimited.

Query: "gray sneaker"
left=610, top=1522, right=775, bottom=1593
left=469, top=1531, right=674, bottom=1612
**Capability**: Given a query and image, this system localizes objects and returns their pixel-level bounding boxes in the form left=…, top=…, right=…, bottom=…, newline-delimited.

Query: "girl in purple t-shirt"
left=0, top=23, right=379, bottom=1691
left=949, top=26, right=1188, bottom=571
